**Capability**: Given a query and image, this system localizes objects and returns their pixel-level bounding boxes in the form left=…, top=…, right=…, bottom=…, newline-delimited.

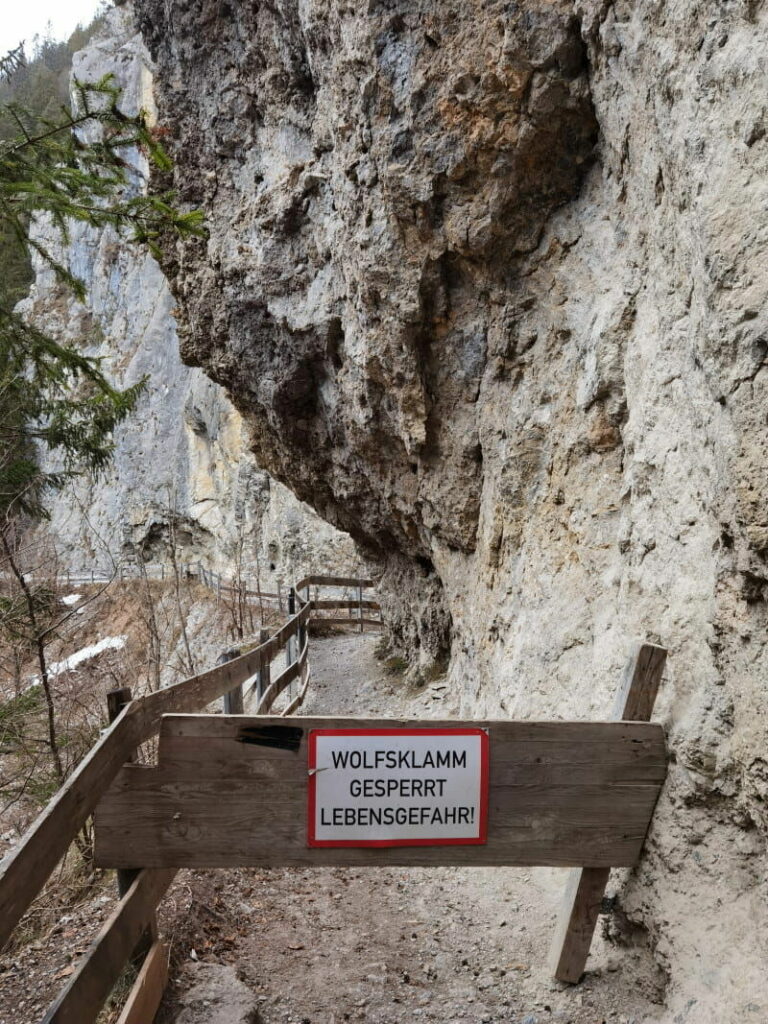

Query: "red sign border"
left=307, top=727, right=489, bottom=848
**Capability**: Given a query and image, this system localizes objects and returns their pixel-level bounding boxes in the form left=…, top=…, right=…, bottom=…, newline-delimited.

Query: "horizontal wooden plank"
left=314, top=617, right=382, bottom=628
left=94, top=716, right=666, bottom=870
left=0, top=704, right=145, bottom=950
left=311, top=599, right=380, bottom=611
left=42, top=868, right=175, bottom=1024
left=153, top=718, right=666, bottom=783
left=220, top=584, right=280, bottom=601
left=298, top=575, right=374, bottom=589
left=115, top=940, right=169, bottom=1024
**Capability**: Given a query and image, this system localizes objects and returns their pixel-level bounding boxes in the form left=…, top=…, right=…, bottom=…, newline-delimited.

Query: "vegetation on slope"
left=0, top=12, right=204, bottom=865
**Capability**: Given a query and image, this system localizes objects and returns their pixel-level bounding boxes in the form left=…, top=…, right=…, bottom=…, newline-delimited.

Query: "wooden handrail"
left=41, top=868, right=175, bottom=1024
left=0, top=705, right=146, bottom=951
left=0, top=576, right=374, bottom=954
left=257, top=628, right=310, bottom=715
left=311, top=598, right=380, bottom=610
left=296, top=574, right=375, bottom=589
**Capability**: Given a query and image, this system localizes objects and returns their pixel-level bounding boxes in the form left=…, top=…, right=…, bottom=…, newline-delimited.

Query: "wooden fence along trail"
left=0, top=574, right=376, bottom=1023
left=0, top=558, right=668, bottom=1024
left=47, top=560, right=381, bottom=627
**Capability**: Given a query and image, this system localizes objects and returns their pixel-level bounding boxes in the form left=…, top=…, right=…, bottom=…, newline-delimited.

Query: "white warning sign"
left=307, top=728, right=489, bottom=847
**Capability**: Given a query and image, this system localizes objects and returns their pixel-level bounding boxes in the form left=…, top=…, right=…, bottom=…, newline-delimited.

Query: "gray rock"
left=172, top=963, right=259, bottom=1024
left=20, top=6, right=358, bottom=587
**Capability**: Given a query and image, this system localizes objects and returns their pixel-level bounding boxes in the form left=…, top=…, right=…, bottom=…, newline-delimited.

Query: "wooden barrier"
left=93, top=715, right=666, bottom=870
left=0, top=577, right=667, bottom=1022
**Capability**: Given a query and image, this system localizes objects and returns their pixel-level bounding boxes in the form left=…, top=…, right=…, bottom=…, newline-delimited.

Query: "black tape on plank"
left=236, top=725, right=304, bottom=752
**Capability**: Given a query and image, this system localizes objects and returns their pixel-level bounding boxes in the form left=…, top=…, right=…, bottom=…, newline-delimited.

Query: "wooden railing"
left=0, top=574, right=379, bottom=1024
left=50, top=561, right=382, bottom=623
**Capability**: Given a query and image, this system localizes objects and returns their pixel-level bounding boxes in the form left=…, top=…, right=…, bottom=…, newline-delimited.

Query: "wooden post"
left=277, top=579, right=283, bottom=613
left=299, top=587, right=308, bottom=650
left=259, top=628, right=271, bottom=706
left=287, top=589, right=296, bottom=700
left=106, top=688, right=135, bottom=903
left=219, top=650, right=244, bottom=715
left=106, top=688, right=158, bottom=956
left=255, top=627, right=270, bottom=702
left=548, top=642, right=667, bottom=984
left=358, top=584, right=364, bottom=633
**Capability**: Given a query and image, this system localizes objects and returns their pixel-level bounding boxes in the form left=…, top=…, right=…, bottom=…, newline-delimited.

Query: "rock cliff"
left=21, top=7, right=357, bottom=586
left=134, top=0, right=767, bottom=1019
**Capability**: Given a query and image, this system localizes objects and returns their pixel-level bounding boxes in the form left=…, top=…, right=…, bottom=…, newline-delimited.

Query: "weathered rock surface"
left=21, top=7, right=357, bottom=586
left=170, top=963, right=259, bottom=1024
left=134, top=0, right=597, bottom=660
left=133, top=0, right=768, bottom=1020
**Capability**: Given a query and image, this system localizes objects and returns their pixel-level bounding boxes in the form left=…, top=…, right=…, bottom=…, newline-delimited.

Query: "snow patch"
left=61, top=594, right=82, bottom=606
left=47, top=636, right=127, bottom=678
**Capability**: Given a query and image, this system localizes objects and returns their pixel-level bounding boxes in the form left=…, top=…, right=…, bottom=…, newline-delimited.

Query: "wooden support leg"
left=106, top=689, right=158, bottom=961
left=548, top=867, right=610, bottom=982
left=115, top=939, right=169, bottom=1024
left=548, top=642, right=667, bottom=983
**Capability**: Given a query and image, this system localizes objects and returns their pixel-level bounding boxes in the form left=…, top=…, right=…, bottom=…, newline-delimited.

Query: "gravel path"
left=164, top=634, right=666, bottom=1024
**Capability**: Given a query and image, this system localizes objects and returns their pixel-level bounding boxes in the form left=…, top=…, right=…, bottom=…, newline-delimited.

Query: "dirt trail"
left=163, top=634, right=665, bottom=1024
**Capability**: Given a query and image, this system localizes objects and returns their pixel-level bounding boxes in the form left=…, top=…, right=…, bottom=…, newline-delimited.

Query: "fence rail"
left=0, top=573, right=379, bottom=1024
left=43, top=562, right=382, bottom=622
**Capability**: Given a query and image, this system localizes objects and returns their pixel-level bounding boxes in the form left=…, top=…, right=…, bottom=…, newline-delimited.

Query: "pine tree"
left=0, top=47, right=204, bottom=798
left=0, top=59, right=204, bottom=523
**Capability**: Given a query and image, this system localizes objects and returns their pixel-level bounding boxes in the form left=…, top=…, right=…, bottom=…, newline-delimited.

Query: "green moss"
left=384, top=656, right=407, bottom=677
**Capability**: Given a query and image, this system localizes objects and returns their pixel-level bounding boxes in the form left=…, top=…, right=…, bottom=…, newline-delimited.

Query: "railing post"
left=219, top=649, right=244, bottom=715
left=259, top=627, right=271, bottom=706
left=106, top=687, right=157, bottom=957
left=106, top=688, right=136, bottom=903
left=287, top=588, right=296, bottom=700
left=255, top=627, right=270, bottom=702
left=358, top=584, right=364, bottom=633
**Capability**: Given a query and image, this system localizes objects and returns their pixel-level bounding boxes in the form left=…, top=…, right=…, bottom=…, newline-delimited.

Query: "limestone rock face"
left=135, top=0, right=768, bottom=1018
left=23, top=7, right=357, bottom=586
left=134, top=0, right=597, bottom=659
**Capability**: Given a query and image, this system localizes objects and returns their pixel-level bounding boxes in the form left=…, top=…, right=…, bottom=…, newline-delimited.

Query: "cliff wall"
left=21, top=7, right=357, bottom=586
left=133, top=1, right=767, bottom=1019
